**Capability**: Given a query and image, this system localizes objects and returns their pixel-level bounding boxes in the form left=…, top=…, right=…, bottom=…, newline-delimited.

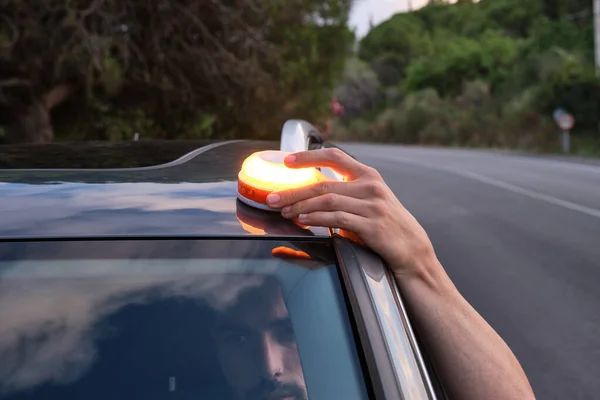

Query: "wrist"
left=391, top=251, right=455, bottom=297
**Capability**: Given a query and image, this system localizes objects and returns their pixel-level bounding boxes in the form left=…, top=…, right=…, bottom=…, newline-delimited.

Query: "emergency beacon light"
left=237, top=150, right=326, bottom=211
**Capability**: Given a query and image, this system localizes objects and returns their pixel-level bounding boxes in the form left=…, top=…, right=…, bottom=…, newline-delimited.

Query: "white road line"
left=497, top=156, right=600, bottom=175
left=383, top=155, right=600, bottom=219
left=343, top=144, right=600, bottom=174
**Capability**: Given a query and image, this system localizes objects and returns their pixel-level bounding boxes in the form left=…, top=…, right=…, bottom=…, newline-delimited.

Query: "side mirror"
left=280, top=120, right=323, bottom=153
left=280, top=120, right=343, bottom=182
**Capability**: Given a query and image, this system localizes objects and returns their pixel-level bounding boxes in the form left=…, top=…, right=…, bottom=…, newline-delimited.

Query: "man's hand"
left=266, top=148, right=436, bottom=281
left=267, top=148, right=536, bottom=400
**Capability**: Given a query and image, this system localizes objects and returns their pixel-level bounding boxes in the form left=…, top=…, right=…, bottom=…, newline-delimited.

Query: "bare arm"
left=268, top=148, right=535, bottom=400
left=395, top=255, right=534, bottom=400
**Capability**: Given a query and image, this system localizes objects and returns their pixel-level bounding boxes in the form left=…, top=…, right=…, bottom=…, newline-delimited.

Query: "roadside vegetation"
left=0, top=0, right=599, bottom=158
left=0, top=0, right=352, bottom=144
left=335, top=0, right=600, bottom=156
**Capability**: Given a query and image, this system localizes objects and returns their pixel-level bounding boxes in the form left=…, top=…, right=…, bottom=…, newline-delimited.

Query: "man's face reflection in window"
left=212, top=277, right=308, bottom=400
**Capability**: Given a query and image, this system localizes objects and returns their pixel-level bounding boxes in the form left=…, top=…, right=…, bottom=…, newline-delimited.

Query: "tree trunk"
left=4, top=84, right=71, bottom=144
left=6, top=102, right=54, bottom=144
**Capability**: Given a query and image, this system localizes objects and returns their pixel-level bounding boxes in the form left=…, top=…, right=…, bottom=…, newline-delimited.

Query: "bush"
left=534, top=67, right=600, bottom=133
left=335, top=58, right=383, bottom=118
left=335, top=80, right=571, bottom=152
left=571, top=135, right=600, bottom=157
left=372, top=108, right=404, bottom=142
left=370, top=53, right=407, bottom=87
left=396, top=89, right=449, bottom=143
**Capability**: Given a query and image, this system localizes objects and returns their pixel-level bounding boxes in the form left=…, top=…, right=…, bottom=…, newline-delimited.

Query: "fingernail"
left=298, top=213, right=308, bottom=221
left=282, top=206, right=291, bottom=214
left=284, top=154, right=296, bottom=164
left=267, top=193, right=281, bottom=205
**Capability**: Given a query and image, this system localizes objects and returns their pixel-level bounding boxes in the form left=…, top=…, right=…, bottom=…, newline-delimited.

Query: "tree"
left=358, top=12, right=431, bottom=64
left=0, top=0, right=353, bottom=143
left=334, top=58, right=382, bottom=118
left=541, top=0, right=590, bottom=20
left=404, top=30, right=520, bottom=96
left=369, top=53, right=407, bottom=87
left=476, top=0, right=543, bottom=37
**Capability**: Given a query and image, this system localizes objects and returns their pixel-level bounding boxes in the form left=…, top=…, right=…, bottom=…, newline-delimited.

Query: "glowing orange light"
left=239, top=151, right=319, bottom=191
left=238, top=151, right=323, bottom=210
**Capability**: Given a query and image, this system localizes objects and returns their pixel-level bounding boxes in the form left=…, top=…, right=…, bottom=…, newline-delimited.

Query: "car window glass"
left=0, top=239, right=369, bottom=400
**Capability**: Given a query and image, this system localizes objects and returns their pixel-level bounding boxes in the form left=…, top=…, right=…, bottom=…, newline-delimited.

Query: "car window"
left=0, top=239, right=369, bottom=400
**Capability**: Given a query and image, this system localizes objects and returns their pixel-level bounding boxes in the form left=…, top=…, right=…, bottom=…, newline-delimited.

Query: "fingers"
left=281, top=193, right=369, bottom=219
left=284, top=148, right=372, bottom=179
left=268, top=180, right=368, bottom=208
left=297, top=211, right=368, bottom=232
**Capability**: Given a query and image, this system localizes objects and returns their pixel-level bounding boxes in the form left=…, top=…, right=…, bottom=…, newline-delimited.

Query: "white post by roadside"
left=553, top=108, right=575, bottom=154
left=561, top=130, right=570, bottom=153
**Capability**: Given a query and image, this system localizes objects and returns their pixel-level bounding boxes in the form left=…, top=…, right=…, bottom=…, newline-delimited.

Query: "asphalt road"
left=341, top=144, right=600, bottom=400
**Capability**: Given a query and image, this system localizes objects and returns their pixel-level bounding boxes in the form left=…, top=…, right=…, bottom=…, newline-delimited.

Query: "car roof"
left=0, top=140, right=330, bottom=239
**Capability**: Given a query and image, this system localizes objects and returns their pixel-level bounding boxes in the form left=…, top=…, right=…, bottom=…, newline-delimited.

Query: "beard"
left=244, top=378, right=307, bottom=400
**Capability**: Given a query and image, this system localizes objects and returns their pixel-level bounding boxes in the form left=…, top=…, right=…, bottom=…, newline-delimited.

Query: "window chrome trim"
left=334, top=237, right=394, bottom=399
left=362, top=265, right=436, bottom=400
left=383, top=268, right=439, bottom=399
left=333, top=236, right=435, bottom=400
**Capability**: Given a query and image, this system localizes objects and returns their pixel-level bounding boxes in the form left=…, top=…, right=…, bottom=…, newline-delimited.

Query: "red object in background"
left=320, top=97, right=344, bottom=141
left=330, top=97, right=345, bottom=117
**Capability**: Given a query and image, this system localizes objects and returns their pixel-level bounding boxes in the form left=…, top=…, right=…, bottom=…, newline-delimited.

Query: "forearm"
left=271, top=148, right=535, bottom=398
left=394, top=255, right=535, bottom=400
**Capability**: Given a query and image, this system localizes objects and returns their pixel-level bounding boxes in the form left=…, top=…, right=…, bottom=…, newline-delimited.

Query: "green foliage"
left=335, top=0, right=600, bottom=156
left=269, top=8, right=354, bottom=134
left=189, top=114, right=218, bottom=140
left=527, top=17, right=593, bottom=57
left=415, top=1, right=482, bottom=36
left=0, top=0, right=353, bottom=143
left=413, top=0, right=542, bottom=38
left=370, top=53, right=407, bottom=87
left=99, top=107, right=158, bottom=142
left=404, top=30, right=520, bottom=95
left=476, top=0, right=543, bottom=37
left=100, top=56, right=124, bottom=96
left=335, top=81, right=559, bottom=151
left=359, top=13, right=432, bottom=63
left=335, top=58, right=382, bottom=118
left=541, top=0, right=590, bottom=20
left=534, top=67, right=600, bottom=132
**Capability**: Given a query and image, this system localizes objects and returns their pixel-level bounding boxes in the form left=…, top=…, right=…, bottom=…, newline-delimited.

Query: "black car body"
left=0, top=122, right=446, bottom=400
